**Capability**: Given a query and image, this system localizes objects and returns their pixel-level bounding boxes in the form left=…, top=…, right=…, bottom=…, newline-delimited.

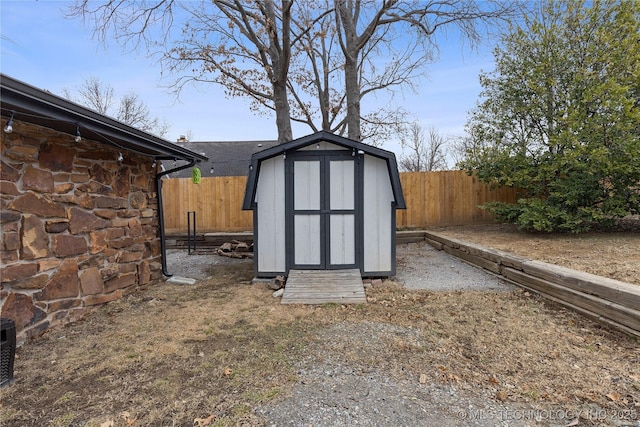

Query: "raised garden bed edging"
left=423, top=231, right=640, bottom=337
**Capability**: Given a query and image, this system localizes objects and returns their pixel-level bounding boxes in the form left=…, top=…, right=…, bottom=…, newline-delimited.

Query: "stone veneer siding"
left=1, top=119, right=163, bottom=343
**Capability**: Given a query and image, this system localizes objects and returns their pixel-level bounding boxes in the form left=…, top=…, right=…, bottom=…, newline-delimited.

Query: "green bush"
left=462, top=1, right=640, bottom=232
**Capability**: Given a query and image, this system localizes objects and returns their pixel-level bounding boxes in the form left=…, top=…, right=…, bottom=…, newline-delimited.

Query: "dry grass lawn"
left=1, top=226, right=639, bottom=426
left=433, top=224, right=640, bottom=285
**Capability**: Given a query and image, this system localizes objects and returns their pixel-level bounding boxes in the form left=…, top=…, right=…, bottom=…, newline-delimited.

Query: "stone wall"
left=1, top=119, right=163, bottom=344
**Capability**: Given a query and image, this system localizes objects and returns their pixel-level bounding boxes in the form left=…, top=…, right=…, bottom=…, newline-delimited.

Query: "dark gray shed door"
left=288, top=153, right=358, bottom=270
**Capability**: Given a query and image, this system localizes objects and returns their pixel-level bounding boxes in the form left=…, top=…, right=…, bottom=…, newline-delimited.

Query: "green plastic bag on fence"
left=191, top=167, right=201, bottom=184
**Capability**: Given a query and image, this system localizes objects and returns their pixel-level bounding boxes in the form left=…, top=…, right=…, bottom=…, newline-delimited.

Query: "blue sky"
left=1, top=1, right=496, bottom=157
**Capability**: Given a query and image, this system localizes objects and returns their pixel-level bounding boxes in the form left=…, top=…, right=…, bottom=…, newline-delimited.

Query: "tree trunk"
left=343, top=53, right=361, bottom=141
left=336, top=0, right=362, bottom=141
left=267, top=0, right=293, bottom=143
left=273, top=79, right=293, bottom=142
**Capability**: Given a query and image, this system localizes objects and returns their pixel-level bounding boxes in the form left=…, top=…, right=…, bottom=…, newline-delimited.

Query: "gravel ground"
left=257, top=322, right=538, bottom=427
left=166, top=248, right=249, bottom=280
left=394, top=241, right=514, bottom=292
left=165, top=244, right=535, bottom=426
left=167, top=241, right=514, bottom=292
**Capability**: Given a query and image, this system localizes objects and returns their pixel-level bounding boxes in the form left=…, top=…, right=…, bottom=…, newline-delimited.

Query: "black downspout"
left=155, top=158, right=198, bottom=277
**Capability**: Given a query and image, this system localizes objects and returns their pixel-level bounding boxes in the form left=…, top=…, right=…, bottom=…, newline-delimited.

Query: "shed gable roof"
left=1, top=74, right=207, bottom=163
left=242, top=131, right=406, bottom=209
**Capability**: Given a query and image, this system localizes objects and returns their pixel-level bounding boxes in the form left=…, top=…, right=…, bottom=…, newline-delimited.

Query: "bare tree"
left=69, top=1, right=518, bottom=143
left=64, top=77, right=170, bottom=137
left=118, top=92, right=170, bottom=136
left=69, top=0, right=295, bottom=142
left=63, top=76, right=115, bottom=114
left=288, top=2, right=343, bottom=133
left=450, top=126, right=486, bottom=169
left=399, top=123, right=448, bottom=171
left=334, top=0, right=519, bottom=141
left=170, top=0, right=295, bottom=142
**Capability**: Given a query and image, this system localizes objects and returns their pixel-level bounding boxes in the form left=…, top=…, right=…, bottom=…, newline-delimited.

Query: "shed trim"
left=242, top=131, right=405, bottom=210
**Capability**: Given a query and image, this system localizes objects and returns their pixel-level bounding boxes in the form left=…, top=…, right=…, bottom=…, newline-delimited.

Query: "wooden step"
left=282, top=269, right=366, bottom=305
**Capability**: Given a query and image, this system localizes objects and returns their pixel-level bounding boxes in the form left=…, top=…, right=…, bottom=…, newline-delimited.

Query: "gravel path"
left=395, top=241, right=515, bottom=292
left=257, top=322, right=535, bottom=427
left=166, top=243, right=532, bottom=426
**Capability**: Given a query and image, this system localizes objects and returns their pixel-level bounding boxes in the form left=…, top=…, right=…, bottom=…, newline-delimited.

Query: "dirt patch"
left=431, top=224, right=640, bottom=286
left=1, top=254, right=639, bottom=426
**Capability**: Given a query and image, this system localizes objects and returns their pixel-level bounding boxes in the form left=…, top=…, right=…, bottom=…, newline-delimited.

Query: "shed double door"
left=288, top=153, right=359, bottom=270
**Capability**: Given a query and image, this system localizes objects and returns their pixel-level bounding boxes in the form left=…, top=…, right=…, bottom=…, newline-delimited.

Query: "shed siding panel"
left=330, top=160, right=355, bottom=210
left=363, top=156, right=394, bottom=273
left=330, top=214, right=355, bottom=265
left=294, top=161, right=320, bottom=210
left=256, top=157, right=286, bottom=272
left=294, top=215, right=321, bottom=264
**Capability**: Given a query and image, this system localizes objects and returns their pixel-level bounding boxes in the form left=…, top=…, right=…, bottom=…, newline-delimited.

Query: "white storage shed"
left=242, top=131, right=406, bottom=278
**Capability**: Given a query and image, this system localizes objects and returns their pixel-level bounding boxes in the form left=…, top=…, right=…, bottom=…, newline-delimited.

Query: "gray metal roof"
left=242, top=131, right=406, bottom=210
left=169, top=140, right=279, bottom=178
left=0, top=74, right=208, bottom=163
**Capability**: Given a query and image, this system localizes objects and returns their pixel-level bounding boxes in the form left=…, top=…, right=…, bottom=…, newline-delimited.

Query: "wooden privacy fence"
left=162, top=176, right=252, bottom=233
left=161, top=171, right=518, bottom=234
left=397, top=171, right=518, bottom=228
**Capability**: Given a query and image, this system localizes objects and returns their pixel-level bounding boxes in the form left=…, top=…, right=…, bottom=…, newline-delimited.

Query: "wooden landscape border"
left=419, top=231, right=640, bottom=337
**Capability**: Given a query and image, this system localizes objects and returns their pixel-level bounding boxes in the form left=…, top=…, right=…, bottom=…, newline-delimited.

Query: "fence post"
left=187, top=211, right=196, bottom=254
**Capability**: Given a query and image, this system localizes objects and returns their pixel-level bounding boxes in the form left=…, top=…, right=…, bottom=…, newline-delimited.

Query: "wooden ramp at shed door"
left=281, top=269, right=366, bottom=305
